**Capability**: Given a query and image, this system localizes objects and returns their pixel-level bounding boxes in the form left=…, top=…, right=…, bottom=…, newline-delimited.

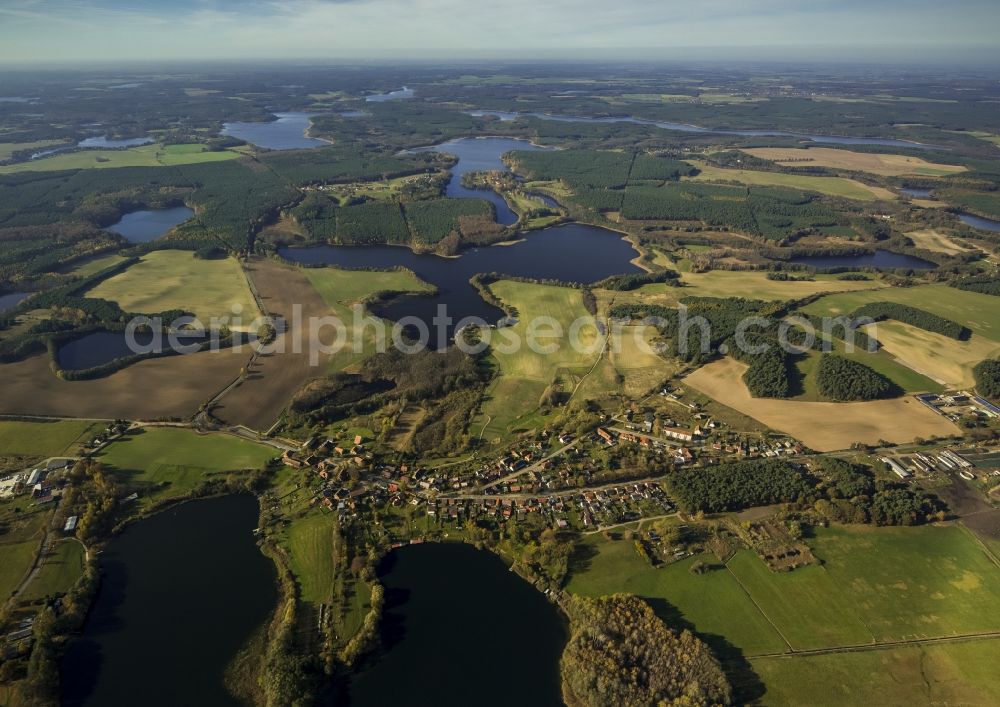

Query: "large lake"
left=789, top=249, right=937, bottom=269
left=61, top=494, right=277, bottom=707
left=104, top=206, right=194, bottom=243
left=222, top=112, right=329, bottom=150
left=411, top=137, right=550, bottom=225
left=346, top=543, right=565, bottom=707
left=469, top=110, right=938, bottom=149
left=279, top=222, right=641, bottom=342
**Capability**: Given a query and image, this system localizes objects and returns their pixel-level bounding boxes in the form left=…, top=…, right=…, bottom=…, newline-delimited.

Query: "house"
left=596, top=428, right=614, bottom=445
left=644, top=411, right=655, bottom=432
left=64, top=516, right=78, bottom=533
left=661, top=427, right=694, bottom=442
left=281, top=451, right=304, bottom=468
left=353, top=435, right=363, bottom=446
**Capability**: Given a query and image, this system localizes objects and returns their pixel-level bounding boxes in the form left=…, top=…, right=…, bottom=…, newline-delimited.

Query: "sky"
left=1, top=0, right=999, bottom=65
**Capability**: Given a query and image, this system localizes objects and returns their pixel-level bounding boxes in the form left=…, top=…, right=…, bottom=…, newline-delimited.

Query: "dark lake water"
left=280, top=222, right=641, bottom=342
left=411, top=137, right=551, bottom=226
left=958, top=212, right=1000, bottom=232
left=789, top=249, right=937, bottom=269
left=365, top=87, right=414, bottom=102
left=900, top=187, right=933, bottom=198
left=0, top=291, right=30, bottom=311
left=347, top=543, right=565, bottom=707
left=77, top=136, right=153, bottom=148
left=57, top=330, right=207, bottom=371
left=104, top=206, right=194, bottom=243
left=61, top=494, right=277, bottom=707
left=221, top=112, right=329, bottom=150
left=469, top=110, right=938, bottom=148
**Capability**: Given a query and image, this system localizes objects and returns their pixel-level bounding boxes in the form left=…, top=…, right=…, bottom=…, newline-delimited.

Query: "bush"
left=852, top=302, right=971, bottom=340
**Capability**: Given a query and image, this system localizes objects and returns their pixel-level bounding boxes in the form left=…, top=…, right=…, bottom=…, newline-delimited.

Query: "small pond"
left=104, top=206, right=195, bottom=243
left=0, top=291, right=30, bottom=312
left=365, top=87, right=414, bottom=102
left=57, top=330, right=207, bottom=371
left=957, top=212, right=1000, bottom=233
left=788, top=249, right=937, bottom=270
left=77, top=136, right=153, bottom=149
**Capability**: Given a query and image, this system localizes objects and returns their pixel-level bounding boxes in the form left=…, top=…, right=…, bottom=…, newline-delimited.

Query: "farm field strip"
left=741, top=147, right=967, bottom=177
left=684, top=357, right=959, bottom=451
left=688, top=161, right=897, bottom=201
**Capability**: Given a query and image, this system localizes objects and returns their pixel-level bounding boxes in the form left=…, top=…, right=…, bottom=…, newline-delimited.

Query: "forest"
left=850, top=302, right=971, bottom=340
left=560, top=594, right=732, bottom=707
left=666, top=458, right=815, bottom=513
left=816, top=353, right=898, bottom=401
left=974, top=359, right=1000, bottom=398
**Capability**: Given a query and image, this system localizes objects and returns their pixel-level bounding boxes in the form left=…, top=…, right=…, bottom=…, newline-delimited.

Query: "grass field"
left=905, top=229, right=970, bottom=256
left=565, top=533, right=789, bottom=657
left=63, top=253, right=128, bottom=278
left=801, top=285, right=1000, bottom=343
left=0, top=140, right=69, bottom=162
left=0, top=419, right=101, bottom=457
left=567, top=524, right=1000, bottom=661
left=688, top=161, right=896, bottom=201
left=302, top=266, right=433, bottom=372
left=0, top=538, right=40, bottom=600
left=595, top=272, right=880, bottom=312
left=684, top=357, right=958, bottom=450
left=284, top=513, right=336, bottom=605
left=95, top=427, right=275, bottom=504
left=87, top=251, right=260, bottom=331
left=21, top=539, right=85, bottom=601
left=863, top=321, right=1000, bottom=389
left=742, top=147, right=967, bottom=177
left=680, top=270, right=882, bottom=300
left=794, top=337, right=944, bottom=399
left=752, top=639, right=1000, bottom=706
left=575, top=324, right=676, bottom=400
left=475, top=281, right=602, bottom=442
left=0, top=143, right=240, bottom=174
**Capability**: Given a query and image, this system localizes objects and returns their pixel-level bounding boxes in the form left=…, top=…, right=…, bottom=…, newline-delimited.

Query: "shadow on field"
left=644, top=596, right=766, bottom=704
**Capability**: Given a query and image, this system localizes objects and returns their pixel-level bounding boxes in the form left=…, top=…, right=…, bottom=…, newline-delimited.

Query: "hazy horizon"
left=1, top=0, right=999, bottom=66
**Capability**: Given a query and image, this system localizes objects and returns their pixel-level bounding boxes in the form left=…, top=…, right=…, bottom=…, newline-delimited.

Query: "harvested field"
left=684, top=358, right=959, bottom=451
left=742, top=147, right=967, bottom=177
left=211, top=258, right=333, bottom=431
left=865, top=321, right=1000, bottom=389
left=0, top=349, right=248, bottom=420
left=688, top=161, right=896, bottom=201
